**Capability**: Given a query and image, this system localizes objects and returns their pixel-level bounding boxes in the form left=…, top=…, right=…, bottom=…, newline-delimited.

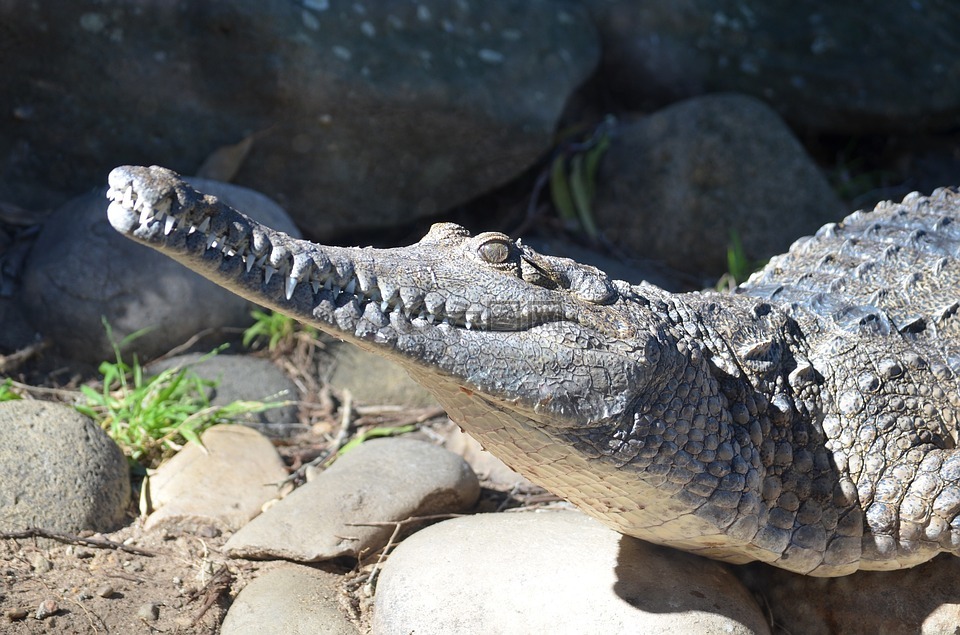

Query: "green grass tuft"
left=75, top=319, right=283, bottom=469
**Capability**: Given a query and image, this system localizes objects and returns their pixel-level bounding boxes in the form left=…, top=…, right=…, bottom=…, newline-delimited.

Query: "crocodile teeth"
left=139, top=203, right=153, bottom=226
left=245, top=253, right=255, bottom=273
left=344, top=278, right=357, bottom=295
left=163, top=214, right=176, bottom=235
left=311, top=279, right=321, bottom=294
left=197, top=217, right=211, bottom=234
left=264, top=265, right=276, bottom=284
left=285, top=276, right=298, bottom=300
left=206, top=233, right=221, bottom=250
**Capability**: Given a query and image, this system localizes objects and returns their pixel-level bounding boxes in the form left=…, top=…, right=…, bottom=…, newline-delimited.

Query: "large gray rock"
left=223, top=437, right=479, bottom=562
left=589, top=0, right=960, bottom=134
left=1, top=1, right=599, bottom=237
left=0, top=401, right=130, bottom=533
left=372, top=511, right=770, bottom=634
left=221, top=565, right=358, bottom=635
left=147, top=353, right=303, bottom=437
left=594, top=94, right=843, bottom=277
left=21, top=177, right=299, bottom=364
left=735, top=556, right=960, bottom=634
left=144, top=424, right=288, bottom=533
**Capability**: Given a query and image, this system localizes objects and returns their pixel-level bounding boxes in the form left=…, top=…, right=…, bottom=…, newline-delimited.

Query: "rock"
left=20, top=178, right=299, bottom=364
left=590, top=0, right=960, bottom=134
left=223, top=437, right=479, bottom=561
left=373, top=510, right=770, bottom=634
left=35, top=599, right=58, bottom=620
left=144, top=424, right=287, bottom=533
left=221, top=564, right=357, bottom=635
left=1, top=1, right=599, bottom=238
left=29, top=554, right=52, bottom=573
left=323, top=341, right=437, bottom=409
left=594, top=94, right=843, bottom=277
left=147, top=353, right=303, bottom=437
left=137, top=603, right=160, bottom=622
left=0, top=401, right=130, bottom=533
left=735, top=555, right=960, bottom=634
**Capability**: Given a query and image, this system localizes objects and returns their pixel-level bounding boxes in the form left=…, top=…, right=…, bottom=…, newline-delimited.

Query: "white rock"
left=373, top=510, right=770, bottom=635
left=145, top=424, right=287, bottom=532
left=223, top=437, right=479, bottom=561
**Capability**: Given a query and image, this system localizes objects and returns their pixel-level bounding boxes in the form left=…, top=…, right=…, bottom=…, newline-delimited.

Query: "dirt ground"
left=2, top=519, right=253, bottom=634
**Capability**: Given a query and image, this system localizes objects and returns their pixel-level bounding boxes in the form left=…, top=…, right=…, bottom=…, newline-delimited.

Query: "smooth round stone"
left=373, top=510, right=770, bottom=634
left=221, top=565, right=357, bottom=635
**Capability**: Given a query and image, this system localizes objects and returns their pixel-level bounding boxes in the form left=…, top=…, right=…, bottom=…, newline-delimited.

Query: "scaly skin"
left=106, top=165, right=960, bottom=576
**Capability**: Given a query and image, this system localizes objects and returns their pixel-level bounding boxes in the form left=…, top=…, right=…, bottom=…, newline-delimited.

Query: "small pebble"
left=196, top=524, right=220, bottom=538
left=35, top=599, right=58, bottom=619
left=137, top=602, right=160, bottom=621
left=96, top=584, right=115, bottom=598
left=6, top=607, right=28, bottom=621
left=76, top=589, right=93, bottom=601
left=30, top=554, right=52, bottom=573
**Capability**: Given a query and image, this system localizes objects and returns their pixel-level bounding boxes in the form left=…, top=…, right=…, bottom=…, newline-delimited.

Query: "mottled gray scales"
left=106, top=166, right=960, bottom=577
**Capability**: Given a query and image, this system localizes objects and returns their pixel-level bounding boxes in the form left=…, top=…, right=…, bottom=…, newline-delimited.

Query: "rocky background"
left=1, top=1, right=959, bottom=633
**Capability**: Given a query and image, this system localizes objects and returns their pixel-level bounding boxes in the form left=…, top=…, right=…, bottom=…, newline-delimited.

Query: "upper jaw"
left=105, top=165, right=574, bottom=333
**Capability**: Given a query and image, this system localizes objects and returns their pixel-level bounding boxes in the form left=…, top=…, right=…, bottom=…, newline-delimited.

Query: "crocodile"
left=105, top=165, right=960, bottom=577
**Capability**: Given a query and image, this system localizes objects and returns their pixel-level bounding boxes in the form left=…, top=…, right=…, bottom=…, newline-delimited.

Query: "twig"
left=332, top=389, right=354, bottom=450
left=280, top=389, right=355, bottom=487
left=0, top=339, right=49, bottom=373
left=186, top=564, right=233, bottom=627
left=0, top=527, right=160, bottom=557
left=347, top=513, right=465, bottom=591
left=5, top=379, right=76, bottom=398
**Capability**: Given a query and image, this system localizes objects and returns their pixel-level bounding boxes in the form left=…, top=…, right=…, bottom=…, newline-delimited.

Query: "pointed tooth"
left=207, top=233, right=220, bottom=249
left=311, top=279, right=321, bottom=294
left=188, top=225, right=197, bottom=235
left=122, top=185, right=134, bottom=207
left=465, top=317, right=473, bottom=330
left=245, top=253, right=255, bottom=273
left=381, top=299, right=390, bottom=312
left=285, top=276, right=298, bottom=300
left=264, top=265, right=276, bottom=284
left=256, top=253, right=268, bottom=268
left=197, top=217, right=211, bottom=233
left=426, top=313, right=436, bottom=324
left=344, top=278, right=357, bottom=295
left=417, top=310, right=427, bottom=321
left=323, top=278, right=333, bottom=291
left=163, top=215, right=176, bottom=235
left=139, top=203, right=153, bottom=226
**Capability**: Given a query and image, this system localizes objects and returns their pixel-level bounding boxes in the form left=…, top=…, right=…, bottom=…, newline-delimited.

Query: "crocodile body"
left=106, top=165, right=960, bottom=576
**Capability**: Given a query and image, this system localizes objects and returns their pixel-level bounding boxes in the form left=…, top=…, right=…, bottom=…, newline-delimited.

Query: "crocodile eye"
left=478, top=238, right=511, bottom=264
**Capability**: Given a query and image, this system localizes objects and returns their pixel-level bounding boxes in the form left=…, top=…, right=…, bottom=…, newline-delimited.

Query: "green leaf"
left=549, top=154, right=577, bottom=222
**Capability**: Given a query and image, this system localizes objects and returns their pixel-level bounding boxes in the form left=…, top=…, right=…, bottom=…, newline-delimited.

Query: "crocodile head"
left=105, top=166, right=660, bottom=433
